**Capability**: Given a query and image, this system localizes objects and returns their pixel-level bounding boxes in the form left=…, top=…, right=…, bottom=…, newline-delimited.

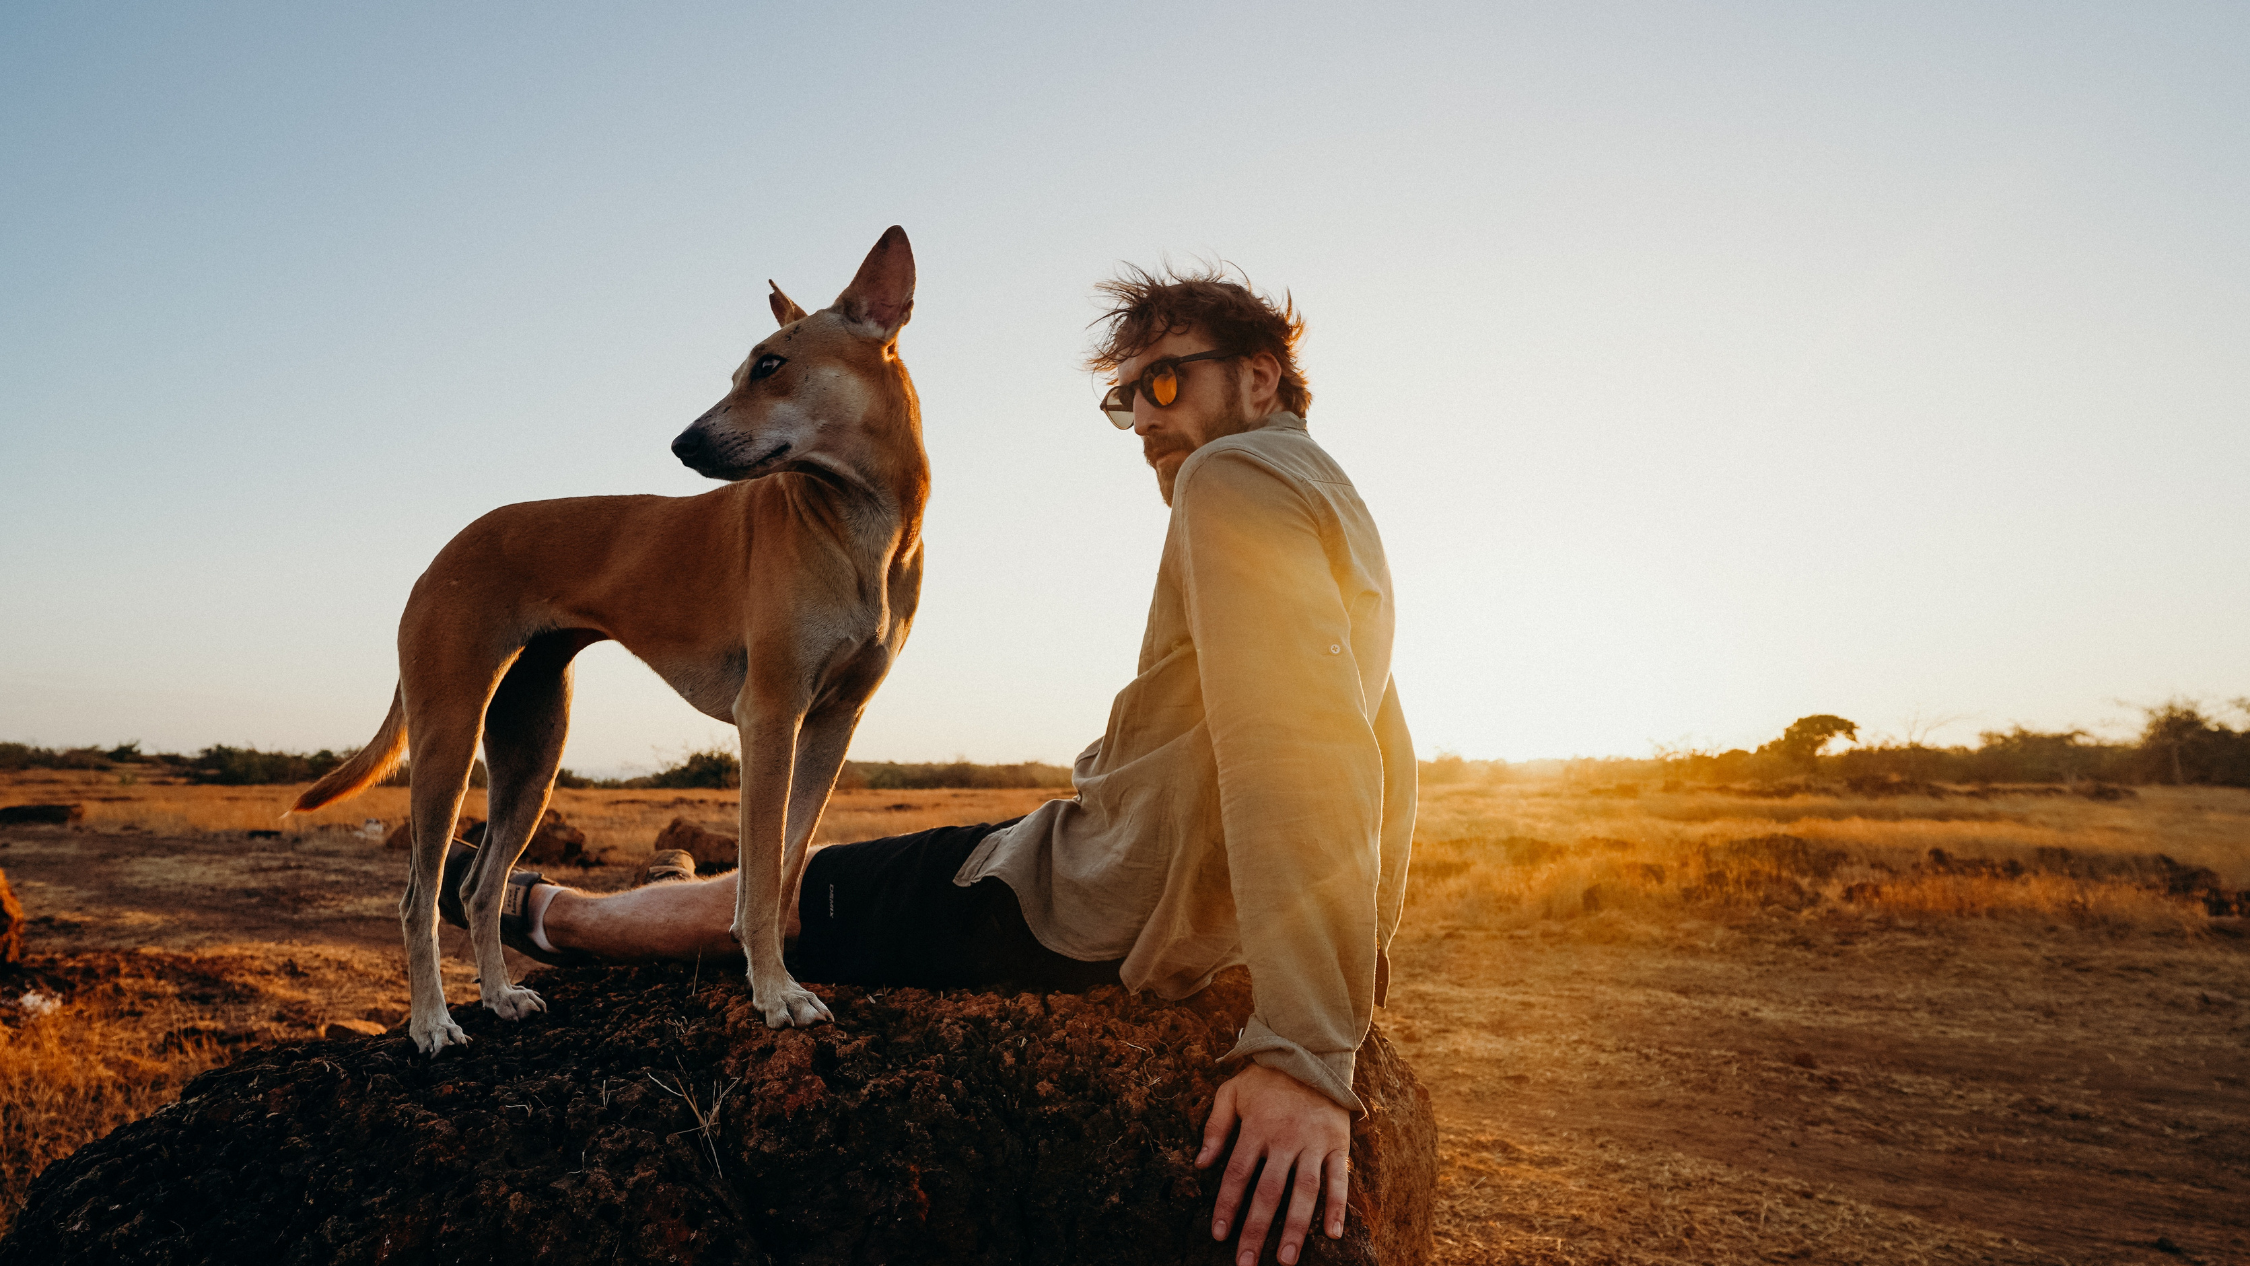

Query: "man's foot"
left=437, top=841, right=585, bottom=966
left=644, top=849, right=697, bottom=885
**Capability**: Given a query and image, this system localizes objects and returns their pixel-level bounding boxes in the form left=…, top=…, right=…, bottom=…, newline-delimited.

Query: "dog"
left=292, top=226, right=926, bottom=1054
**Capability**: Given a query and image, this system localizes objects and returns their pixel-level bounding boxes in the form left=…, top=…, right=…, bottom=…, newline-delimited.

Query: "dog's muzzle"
left=671, top=426, right=714, bottom=470
left=673, top=424, right=791, bottom=480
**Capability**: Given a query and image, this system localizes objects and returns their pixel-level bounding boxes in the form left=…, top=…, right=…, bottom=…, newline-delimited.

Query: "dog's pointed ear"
left=833, top=225, right=914, bottom=340
left=768, top=281, right=808, bottom=327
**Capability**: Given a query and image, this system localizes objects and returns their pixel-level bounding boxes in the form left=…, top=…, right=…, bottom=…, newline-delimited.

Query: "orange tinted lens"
left=1150, top=365, right=1177, bottom=406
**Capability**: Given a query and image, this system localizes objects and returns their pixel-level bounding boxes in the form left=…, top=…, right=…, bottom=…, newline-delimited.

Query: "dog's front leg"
left=732, top=703, right=833, bottom=1028
left=781, top=703, right=861, bottom=920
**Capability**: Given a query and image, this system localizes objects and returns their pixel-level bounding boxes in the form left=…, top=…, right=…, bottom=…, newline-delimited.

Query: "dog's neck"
left=774, top=373, right=928, bottom=564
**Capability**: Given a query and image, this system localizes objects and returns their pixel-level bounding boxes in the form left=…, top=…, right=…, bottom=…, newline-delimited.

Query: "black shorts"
left=788, top=819, right=1124, bottom=992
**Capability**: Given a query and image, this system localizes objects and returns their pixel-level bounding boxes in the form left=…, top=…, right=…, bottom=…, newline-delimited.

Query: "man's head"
left=1088, top=265, right=1310, bottom=505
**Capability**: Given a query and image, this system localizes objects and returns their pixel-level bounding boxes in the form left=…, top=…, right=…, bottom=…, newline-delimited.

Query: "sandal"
left=644, top=849, right=697, bottom=885
left=437, top=840, right=587, bottom=967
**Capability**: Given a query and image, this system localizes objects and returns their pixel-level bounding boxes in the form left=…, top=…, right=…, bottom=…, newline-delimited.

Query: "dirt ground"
left=1391, top=920, right=2247, bottom=1264
left=3, top=781, right=2247, bottom=1264
left=2, top=965, right=1432, bottom=1266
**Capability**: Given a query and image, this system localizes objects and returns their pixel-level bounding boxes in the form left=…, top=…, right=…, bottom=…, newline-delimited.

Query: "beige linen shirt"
left=956, top=412, right=1415, bottom=1113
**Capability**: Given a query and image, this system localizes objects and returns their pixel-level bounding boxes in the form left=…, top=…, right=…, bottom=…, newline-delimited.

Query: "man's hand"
left=1196, top=1063, right=1350, bottom=1266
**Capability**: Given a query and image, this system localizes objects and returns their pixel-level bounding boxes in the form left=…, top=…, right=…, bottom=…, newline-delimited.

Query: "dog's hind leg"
left=461, top=632, right=588, bottom=1021
left=400, top=701, right=487, bottom=1055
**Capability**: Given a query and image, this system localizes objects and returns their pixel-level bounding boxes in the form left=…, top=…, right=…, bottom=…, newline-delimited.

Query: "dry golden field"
left=2, top=771, right=2245, bottom=1262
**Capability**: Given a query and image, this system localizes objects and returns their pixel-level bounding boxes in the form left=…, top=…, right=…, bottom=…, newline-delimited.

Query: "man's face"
left=1115, top=328, right=1256, bottom=506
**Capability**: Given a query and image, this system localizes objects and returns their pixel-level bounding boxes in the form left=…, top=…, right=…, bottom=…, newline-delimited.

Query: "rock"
left=322, top=1019, right=389, bottom=1039
left=0, top=966, right=1434, bottom=1266
left=0, top=868, right=23, bottom=964
left=0, top=804, right=82, bottom=827
left=516, top=810, right=589, bottom=866
left=655, top=817, right=742, bottom=875
left=377, top=812, right=585, bottom=865
left=382, top=817, right=483, bottom=852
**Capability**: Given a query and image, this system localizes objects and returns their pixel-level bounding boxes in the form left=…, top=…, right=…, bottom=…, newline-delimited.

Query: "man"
left=460, top=265, right=1415, bottom=1266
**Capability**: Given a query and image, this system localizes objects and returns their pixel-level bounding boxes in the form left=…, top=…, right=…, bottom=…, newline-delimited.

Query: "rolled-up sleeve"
left=1175, top=449, right=1384, bottom=1115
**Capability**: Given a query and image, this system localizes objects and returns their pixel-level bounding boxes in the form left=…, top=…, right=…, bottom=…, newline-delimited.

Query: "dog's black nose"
left=671, top=428, right=707, bottom=468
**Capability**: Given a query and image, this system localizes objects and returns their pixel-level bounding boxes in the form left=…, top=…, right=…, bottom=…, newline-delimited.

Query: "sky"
left=2, top=2, right=2245, bottom=777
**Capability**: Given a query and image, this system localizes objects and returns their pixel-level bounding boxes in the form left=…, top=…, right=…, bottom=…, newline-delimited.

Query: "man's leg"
left=527, top=820, right=1116, bottom=989
left=538, top=868, right=799, bottom=960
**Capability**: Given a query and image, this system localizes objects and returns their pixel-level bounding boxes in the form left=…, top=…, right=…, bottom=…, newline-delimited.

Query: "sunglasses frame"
left=1100, top=349, right=1243, bottom=429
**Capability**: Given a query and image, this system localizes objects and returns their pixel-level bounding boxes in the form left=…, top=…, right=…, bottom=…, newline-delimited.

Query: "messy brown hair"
left=1087, top=263, right=1312, bottom=417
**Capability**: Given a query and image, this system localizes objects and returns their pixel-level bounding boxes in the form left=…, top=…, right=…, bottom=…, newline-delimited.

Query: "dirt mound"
left=0, top=965, right=1433, bottom=1266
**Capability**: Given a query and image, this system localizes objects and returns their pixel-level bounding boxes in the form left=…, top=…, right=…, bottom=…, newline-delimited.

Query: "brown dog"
left=293, top=227, right=926, bottom=1053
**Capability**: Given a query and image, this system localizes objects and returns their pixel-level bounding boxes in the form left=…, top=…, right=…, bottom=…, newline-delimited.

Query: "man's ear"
left=1245, top=349, right=1283, bottom=407
left=769, top=281, right=808, bottom=326
left=833, top=225, right=915, bottom=340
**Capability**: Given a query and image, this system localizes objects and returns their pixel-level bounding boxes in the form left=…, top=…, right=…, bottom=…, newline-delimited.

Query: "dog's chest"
left=653, top=617, right=895, bottom=723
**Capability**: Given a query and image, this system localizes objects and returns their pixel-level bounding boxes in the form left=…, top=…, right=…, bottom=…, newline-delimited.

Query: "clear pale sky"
left=3, top=3, right=2244, bottom=777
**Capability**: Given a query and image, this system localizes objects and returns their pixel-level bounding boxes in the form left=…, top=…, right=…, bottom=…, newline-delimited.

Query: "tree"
left=2134, top=700, right=2250, bottom=787
left=1756, top=715, right=1858, bottom=771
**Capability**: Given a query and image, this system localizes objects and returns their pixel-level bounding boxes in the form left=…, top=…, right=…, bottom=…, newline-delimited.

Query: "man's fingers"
left=1323, top=1148, right=1350, bottom=1237
left=1198, top=1080, right=1240, bottom=1170
left=1235, top=1158, right=1293, bottom=1266
left=1277, top=1154, right=1324, bottom=1265
left=1212, top=1146, right=1260, bottom=1242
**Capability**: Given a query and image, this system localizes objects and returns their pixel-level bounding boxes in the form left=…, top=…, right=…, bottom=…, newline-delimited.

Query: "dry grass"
left=1407, top=781, right=2243, bottom=936
left=0, top=997, right=225, bottom=1236
left=0, top=770, right=1067, bottom=864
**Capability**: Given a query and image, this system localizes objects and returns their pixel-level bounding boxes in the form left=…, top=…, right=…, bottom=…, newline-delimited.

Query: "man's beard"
left=1145, top=397, right=1258, bottom=506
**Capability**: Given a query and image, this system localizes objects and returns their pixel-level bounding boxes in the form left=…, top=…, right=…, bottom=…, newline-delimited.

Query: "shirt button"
left=1328, top=644, right=1342, bottom=654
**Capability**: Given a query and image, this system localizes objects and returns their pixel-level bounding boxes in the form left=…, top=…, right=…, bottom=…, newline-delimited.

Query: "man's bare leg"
left=538, top=868, right=806, bottom=960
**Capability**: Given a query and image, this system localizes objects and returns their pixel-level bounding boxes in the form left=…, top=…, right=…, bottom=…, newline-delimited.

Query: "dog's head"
left=672, top=226, right=918, bottom=484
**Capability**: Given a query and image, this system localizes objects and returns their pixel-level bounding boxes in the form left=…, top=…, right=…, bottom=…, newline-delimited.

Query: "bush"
left=847, top=760, right=1073, bottom=791
left=185, top=746, right=347, bottom=786
left=640, top=748, right=742, bottom=789
left=1418, top=752, right=1507, bottom=787
left=0, top=744, right=116, bottom=773
left=572, top=751, right=1073, bottom=791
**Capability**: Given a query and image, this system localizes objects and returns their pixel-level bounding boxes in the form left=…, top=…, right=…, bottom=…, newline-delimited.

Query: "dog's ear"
left=833, top=225, right=914, bottom=340
left=768, top=282, right=808, bottom=326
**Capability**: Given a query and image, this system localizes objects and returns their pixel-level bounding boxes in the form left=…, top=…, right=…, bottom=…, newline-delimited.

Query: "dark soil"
left=0, top=965, right=1434, bottom=1266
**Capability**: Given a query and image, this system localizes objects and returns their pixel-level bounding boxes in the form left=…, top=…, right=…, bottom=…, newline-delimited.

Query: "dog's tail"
left=291, top=686, right=408, bottom=814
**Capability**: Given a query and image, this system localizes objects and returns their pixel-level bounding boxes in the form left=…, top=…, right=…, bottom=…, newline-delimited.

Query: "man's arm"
left=1175, top=448, right=1387, bottom=1263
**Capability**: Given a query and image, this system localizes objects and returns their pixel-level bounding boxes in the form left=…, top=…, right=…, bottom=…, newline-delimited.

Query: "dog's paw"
left=409, top=1012, right=471, bottom=1055
left=482, top=984, right=547, bottom=1022
left=757, top=980, right=834, bottom=1029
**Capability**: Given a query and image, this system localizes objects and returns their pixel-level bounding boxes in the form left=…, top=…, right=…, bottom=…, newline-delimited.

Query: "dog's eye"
left=749, top=354, right=787, bottom=382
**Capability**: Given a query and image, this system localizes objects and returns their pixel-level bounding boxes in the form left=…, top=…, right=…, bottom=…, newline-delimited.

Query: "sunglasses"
left=1099, top=349, right=1242, bottom=429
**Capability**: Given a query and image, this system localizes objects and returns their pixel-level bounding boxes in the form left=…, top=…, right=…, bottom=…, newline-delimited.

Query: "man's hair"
left=1087, top=263, right=1312, bottom=417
